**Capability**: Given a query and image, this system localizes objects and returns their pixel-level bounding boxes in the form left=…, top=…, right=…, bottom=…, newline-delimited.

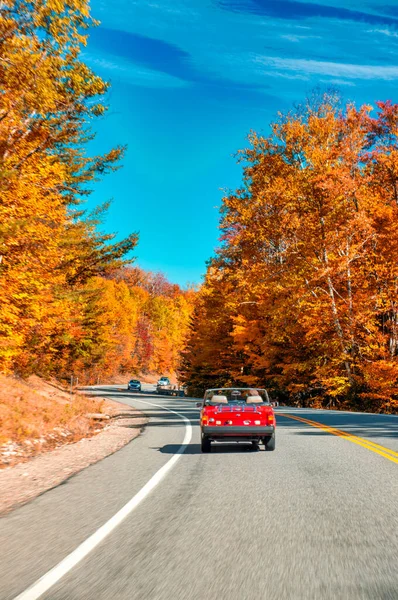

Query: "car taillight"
left=268, top=415, right=274, bottom=424
left=216, top=420, right=221, bottom=425
left=202, top=416, right=208, bottom=424
left=209, top=418, right=215, bottom=423
left=255, top=420, right=261, bottom=425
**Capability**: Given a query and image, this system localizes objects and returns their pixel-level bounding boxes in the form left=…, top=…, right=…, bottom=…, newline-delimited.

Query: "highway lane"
left=1, top=385, right=397, bottom=600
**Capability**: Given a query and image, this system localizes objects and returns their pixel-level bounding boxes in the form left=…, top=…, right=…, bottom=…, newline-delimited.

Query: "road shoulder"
left=0, top=400, right=147, bottom=515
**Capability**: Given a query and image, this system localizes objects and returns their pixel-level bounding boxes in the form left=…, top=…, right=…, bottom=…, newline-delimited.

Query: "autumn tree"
left=111, top=268, right=196, bottom=379
left=182, top=94, right=398, bottom=412
left=0, top=0, right=137, bottom=376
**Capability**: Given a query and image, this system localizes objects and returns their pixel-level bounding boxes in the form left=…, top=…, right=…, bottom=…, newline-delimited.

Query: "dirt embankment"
left=0, top=375, right=148, bottom=514
left=0, top=374, right=152, bottom=469
left=0, top=374, right=110, bottom=468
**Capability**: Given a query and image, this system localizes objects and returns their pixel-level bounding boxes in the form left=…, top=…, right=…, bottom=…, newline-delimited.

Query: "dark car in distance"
left=127, top=379, right=141, bottom=392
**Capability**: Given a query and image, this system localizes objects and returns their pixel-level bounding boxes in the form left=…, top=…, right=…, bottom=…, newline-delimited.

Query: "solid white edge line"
left=13, top=398, right=193, bottom=600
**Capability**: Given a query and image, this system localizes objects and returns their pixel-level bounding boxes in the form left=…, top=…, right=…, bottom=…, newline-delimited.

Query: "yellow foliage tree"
left=0, top=0, right=138, bottom=377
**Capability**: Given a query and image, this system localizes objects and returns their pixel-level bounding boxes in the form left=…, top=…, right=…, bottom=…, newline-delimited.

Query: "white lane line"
left=14, top=399, right=193, bottom=600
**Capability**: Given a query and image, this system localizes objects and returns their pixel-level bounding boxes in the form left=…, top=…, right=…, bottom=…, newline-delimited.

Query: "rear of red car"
left=199, top=388, right=276, bottom=453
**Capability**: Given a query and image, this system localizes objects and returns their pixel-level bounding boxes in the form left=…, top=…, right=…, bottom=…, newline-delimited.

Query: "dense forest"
left=3, top=1, right=398, bottom=412
left=181, top=93, right=398, bottom=413
left=0, top=0, right=194, bottom=383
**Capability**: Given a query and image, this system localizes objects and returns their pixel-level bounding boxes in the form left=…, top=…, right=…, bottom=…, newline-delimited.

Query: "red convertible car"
left=198, top=388, right=276, bottom=453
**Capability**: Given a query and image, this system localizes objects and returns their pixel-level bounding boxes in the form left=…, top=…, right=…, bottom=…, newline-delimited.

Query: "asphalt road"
left=1, top=384, right=397, bottom=600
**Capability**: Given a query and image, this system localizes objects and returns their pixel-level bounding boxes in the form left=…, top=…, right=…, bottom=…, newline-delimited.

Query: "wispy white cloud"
left=367, top=28, right=398, bottom=38
left=280, top=34, right=321, bottom=43
left=83, top=53, right=188, bottom=88
left=145, top=2, right=199, bottom=17
left=280, top=34, right=301, bottom=43
left=253, top=56, right=398, bottom=81
left=95, top=0, right=201, bottom=31
left=320, top=78, right=356, bottom=87
left=267, top=71, right=309, bottom=81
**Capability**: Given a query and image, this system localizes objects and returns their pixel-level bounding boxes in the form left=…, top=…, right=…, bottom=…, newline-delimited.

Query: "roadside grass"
left=0, top=375, right=105, bottom=467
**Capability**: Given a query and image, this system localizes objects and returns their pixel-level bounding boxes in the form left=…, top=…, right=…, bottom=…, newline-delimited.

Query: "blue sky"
left=83, top=0, right=398, bottom=286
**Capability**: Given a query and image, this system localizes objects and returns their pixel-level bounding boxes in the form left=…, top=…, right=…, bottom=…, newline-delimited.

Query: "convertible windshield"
left=204, top=388, right=270, bottom=405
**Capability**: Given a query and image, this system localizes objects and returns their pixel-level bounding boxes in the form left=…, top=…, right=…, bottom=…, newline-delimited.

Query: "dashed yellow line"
left=278, top=412, right=398, bottom=465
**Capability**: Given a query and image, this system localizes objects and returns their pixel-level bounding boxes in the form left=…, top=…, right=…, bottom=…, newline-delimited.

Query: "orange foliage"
left=105, top=268, right=196, bottom=380
left=0, top=1, right=195, bottom=385
left=181, top=93, right=398, bottom=412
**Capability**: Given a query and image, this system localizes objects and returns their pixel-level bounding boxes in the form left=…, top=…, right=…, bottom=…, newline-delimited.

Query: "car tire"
left=263, top=433, right=276, bottom=451
left=201, top=436, right=211, bottom=453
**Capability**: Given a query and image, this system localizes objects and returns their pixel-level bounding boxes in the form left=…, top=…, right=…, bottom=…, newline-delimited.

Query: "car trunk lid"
left=209, top=403, right=273, bottom=426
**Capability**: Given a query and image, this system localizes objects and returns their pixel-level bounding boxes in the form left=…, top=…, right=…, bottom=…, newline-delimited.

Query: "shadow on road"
left=120, top=407, right=200, bottom=427
left=156, top=443, right=261, bottom=455
left=122, top=418, right=200, bottom=428
left=83, top=388, right=200, bottom=426
left=83, top=388, right=397, bottom=442
left=82, top=387, right=163, bottom=397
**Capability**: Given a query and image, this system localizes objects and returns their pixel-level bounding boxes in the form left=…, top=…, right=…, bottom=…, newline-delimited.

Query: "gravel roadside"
left=0, top=399, right=147, bottom=515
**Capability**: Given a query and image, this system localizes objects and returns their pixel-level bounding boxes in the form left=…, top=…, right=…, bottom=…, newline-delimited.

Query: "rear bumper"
left=202, top=425, right=274, bottom=439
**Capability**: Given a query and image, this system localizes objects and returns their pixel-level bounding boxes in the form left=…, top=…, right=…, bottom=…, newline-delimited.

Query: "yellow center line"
left=280, top=413, right=398, bottom=457
left=278, top=412, right=398, bottom=465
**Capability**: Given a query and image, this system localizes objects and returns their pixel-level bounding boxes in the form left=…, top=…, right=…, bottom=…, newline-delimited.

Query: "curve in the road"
left=13, top=399, right=192, bottom=600
left=279, top=412, right=398, bottom=464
